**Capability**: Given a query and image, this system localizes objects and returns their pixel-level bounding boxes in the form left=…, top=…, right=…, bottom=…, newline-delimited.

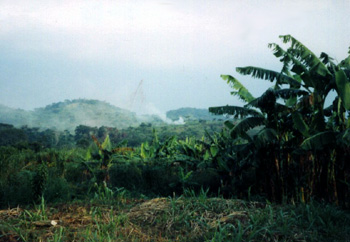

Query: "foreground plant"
left=1, top=194, right=349, bottom=242
left=210, top=35, right=350, bottom=205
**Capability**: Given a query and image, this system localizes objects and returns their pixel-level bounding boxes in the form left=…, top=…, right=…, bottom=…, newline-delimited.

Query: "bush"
left=44, top=176, right=71, bottom=203
left=1, top=170, right=34, bottom=207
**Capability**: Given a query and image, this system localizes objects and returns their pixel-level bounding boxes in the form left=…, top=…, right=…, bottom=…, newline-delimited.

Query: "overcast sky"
left=1, top=0, right=349, bottom=114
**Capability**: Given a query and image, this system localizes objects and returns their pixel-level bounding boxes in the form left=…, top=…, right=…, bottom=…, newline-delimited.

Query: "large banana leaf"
left=245, top=89, right=276, bottom=111
left=236, top=66, right=301, bottom=87
left=300, top=131, right=336, bottom=150
left=339, top=54, right=350, bottom=69
left=254, top=128, right=278, bottom=147
left=209, top=105, right=262, bottom=118
left=292, top=112, right=309, bottom=137
left=232, top=117, right=266, bottom=137
left=340, top=129, right=350, bottom=146
left=268, top=43, right=307, bottom=76
left=224, top=120, right=235, bottom=130
left=335, top=69, right=350, bottom=110
left=279, top=35, right=331, bottom=77
left=274, top=88, right=308, bottom=99
left=320, top=52, right=336, bottom=66
left=220, top=75, right=255, bottom=103
left=101, top=135, right=112, bottom=151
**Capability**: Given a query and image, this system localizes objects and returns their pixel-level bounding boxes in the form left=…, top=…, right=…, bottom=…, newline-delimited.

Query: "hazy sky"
left=1, top=0, right=349, bottom=114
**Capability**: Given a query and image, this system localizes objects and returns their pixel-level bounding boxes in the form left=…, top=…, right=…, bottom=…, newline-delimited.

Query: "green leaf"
left=220, top=75, right=255, bottom=102
left=85, top=147, right=92, bottom=161
left=301, top=131, right=336, bottom=150
left=210, top=145, right=219, bottom=157
left=339, top=55, right=350, bottom=69
left=254, top=128, right=278, bottom=147
left=340, top=129, right=350, bottom=146
left=285, top=96, right=297, bottom=106
left=232, top=117, right=265, bottom=136
left=292, top=112, right=309, bottom=137
left=209, top=105, right=262, bottom=118
left=268, top=43, right=307, bottom=75
left=335, top=69, right=350, bottom=110
left=236, top=66, right=301, bottom=87
left=274, top=88, right=308, bottom=99
left=279, top=35, right=331, bottom=77
left=101, top=135, right=112, bottom=151
left=245, top=89, right=276, bottom=111
left=224, top=120, right=235, bottom=130
left=140, top=142, right=148, bottom=159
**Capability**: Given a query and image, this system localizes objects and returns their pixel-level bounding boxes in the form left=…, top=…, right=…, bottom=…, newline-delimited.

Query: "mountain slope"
left=0, top=99, right=162, bottom=131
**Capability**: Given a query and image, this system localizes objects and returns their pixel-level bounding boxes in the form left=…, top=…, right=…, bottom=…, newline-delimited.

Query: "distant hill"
left=166, top=107, right=222, bottom=121
left=0, top=104, right=35, bottom=127
left=0, top=99, right=163, bottom=132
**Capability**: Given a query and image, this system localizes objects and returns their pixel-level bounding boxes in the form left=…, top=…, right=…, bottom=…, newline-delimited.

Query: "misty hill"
left=166, top=107, right=219, bottom=121
left=0, top=99, right=163, bottom=132
left=0, top=104, right=33, bottom=127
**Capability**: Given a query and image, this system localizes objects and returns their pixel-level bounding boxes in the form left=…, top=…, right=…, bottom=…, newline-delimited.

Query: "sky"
left=1, top=0, right=349, bottom=114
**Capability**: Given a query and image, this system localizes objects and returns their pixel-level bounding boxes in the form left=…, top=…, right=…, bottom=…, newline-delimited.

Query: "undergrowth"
left=1, top=190, right=349, bottom=242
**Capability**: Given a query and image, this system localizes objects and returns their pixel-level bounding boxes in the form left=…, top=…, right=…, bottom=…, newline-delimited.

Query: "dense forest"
left=1, top=35, right=350, bottom=241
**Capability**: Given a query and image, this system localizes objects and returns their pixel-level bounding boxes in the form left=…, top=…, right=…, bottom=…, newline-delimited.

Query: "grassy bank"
left=1, top=191, right=349, bottom=242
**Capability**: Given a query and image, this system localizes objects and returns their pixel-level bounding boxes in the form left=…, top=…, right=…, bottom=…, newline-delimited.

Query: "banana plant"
left=89, top=135, right=134, bottom=184
left=140, top=128, right=178, bottom=161
left=210, top=35, right=350, bottom=204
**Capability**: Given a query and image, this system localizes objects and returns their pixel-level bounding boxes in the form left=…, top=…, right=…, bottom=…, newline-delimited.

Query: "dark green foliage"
left=109, top=162, right=143, bottom=190
left=43, top=176, right=71, bottom=203
left=1, top=170, right=34, bottom=206
left=210, top=35, right=350, bottom=205
left=32, top=162, right=49, bottom=201
left=0, top=123, right=27, bottom=146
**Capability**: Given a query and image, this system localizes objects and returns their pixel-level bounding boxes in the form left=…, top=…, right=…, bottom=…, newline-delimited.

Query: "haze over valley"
left=0, top=99, right=217, bottom=132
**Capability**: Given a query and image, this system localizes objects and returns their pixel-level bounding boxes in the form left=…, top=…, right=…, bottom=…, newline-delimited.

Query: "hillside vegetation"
left=0, top=99, right=164, bottom=132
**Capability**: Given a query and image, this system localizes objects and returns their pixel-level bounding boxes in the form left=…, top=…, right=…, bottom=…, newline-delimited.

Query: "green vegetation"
left=210, top=34, right=350, bottom=205
left=0, top=99, right=163, bottom=132
left=1, top=35, right=350, bottom=241
left=1, top=193, right=349, bottom=241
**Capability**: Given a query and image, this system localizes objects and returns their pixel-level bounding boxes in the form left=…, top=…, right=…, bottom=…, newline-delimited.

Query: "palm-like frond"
left=268, top=43, right=307, bottom=75
left=220, top=75, right=255, bottom=103
left=301, top=131, right=337, bottom=150
left=209, top=105, right=262, bottom=118
left=274, top=88, right=308, bottom=99
left=245, top=89, right=276, bottom=111
left=335, top=69, right=350, bottom=110
left=224, top=120, right=235, bottom=130
left=255, top=128, right=278, bottom=147
left=339, top=52, right=350, bottom=71
left=236, top=66, right=301, bottom=87
left=232, top=117, right=266, bottom=137
left=339, top=57, right=350, bottom=69
left=320, top=52, right=336, bottom=68
left=292, top=112, right=310, bottom=137
left=280, top=35, right=331, bottom=77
